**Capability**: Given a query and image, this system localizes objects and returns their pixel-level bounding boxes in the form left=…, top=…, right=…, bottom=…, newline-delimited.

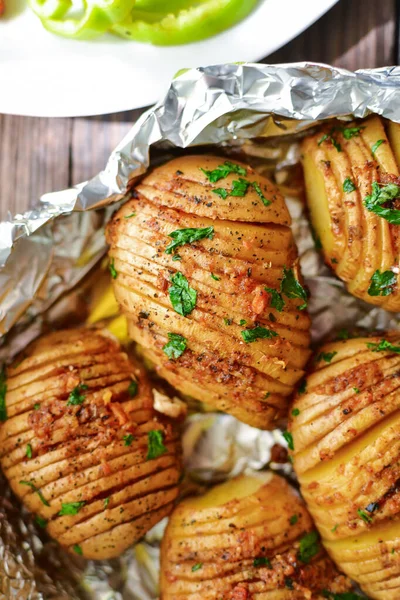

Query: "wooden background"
left=0, top=0, right=397, bottom=220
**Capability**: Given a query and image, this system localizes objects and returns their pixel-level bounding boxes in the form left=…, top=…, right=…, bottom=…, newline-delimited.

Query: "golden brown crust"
left=0, top=327, right=181, bottom=560
left=290, top=331, right=400, bottom=599
left=302, top=115, right=400, bottom=311
left=160, top=473, right=352, bottom=599
left=107, top=155, right=311, bottom=429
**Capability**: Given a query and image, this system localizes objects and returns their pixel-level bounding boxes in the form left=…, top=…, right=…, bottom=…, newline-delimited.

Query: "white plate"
left=0, top=0, right=338, bottom=117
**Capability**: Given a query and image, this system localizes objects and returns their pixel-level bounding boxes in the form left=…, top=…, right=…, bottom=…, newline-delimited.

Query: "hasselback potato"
left=0, top=327, right=181, bottom=560
left=302, top=115, right=400, bottom=310
left=106, top=155, right=311, bottom=429
left=160, top=471, right=352, bottom=599
left=289, top=331, right=400, bottom=599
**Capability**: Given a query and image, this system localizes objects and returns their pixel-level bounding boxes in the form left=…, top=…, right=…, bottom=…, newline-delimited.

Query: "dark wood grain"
left=0, top=0, right=397, bottom=220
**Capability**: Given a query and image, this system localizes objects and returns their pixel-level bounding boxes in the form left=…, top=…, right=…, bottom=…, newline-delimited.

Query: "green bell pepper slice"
left=112, top=0, right=260, bottom=45
left=29, top=0, right=70, bottom=20
left=37, top=0, right=135, bottom=40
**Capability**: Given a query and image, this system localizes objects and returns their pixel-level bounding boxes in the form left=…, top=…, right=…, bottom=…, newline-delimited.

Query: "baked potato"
left=302, top=115, right=400, bottom=310
left=0, top=327, right=181, bottom=560
left=106, top=155, right=311, bottom=429
left=160, top=471, right=352, bottom=599
left=289, top=331, right=400, bottom=599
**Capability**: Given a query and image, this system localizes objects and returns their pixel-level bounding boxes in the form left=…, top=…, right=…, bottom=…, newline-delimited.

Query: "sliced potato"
left=0, top=327, right=182, bottom=560
left=290, top=331, right=400, bottom=599
left=106, top=155, right=311, bottom=429
left=302, top=116, right=400, bottom=310
left=160, top=472, right=351, bottom=599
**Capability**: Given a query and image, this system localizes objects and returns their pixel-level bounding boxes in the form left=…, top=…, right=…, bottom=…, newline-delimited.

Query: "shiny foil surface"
left=1, top=61, right=398, bottom=598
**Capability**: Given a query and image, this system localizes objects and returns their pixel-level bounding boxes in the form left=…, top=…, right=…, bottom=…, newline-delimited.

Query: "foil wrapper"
left=1, top=61, right=399, bottom=598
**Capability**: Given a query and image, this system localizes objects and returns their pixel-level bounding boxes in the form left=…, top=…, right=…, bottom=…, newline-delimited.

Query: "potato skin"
left=160, top=472, right=351, bottom=599
left=107, top=155, right=311, bottom=429
left=0, top=328, right=181, bottom=560
left=290, top=332, right=400, bottom=599
left=302, top=116, right=400, bottom=310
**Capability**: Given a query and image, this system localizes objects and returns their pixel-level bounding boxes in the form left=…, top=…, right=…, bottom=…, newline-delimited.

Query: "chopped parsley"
left=104, top=497, right=110, bottom=508
left=253, top=556, right=272, bottom=568
left=318, top=132, right=341, bottom=152
left=357, top=508, right=372, bottom=524
left=224, top=317, right=233, bottom=326
left=26, top=444, right=32, bottom=459
left=59, top=501, right=86, bottom=516
left=281, top=267, right=308, bottom=310
left=291, top=408, right=300, bottom=417
left=264, top=392, right=270, bottom=399
left=0, top=366, right=7, bottom=422
left=191, top=563, right=203, bottom=572
left=367, top=339, right=400, bottom=353
left=353, top=387, right=360, bottom=394
left=239, top=319, right=246, bottom=326
left=284, top=577, right=294, bottom=590
left=169, top=272, right=197, bottom=317
left=211, top=273, right=220, bottom=281
left=322, top=591, right=364, bottom=600
left=289, top=514, right=298, bottom=525
left=317, top=351, right=337, bottom=364
left=336, top=328, right=349, bottom=340
left=364, top=182, right=400, bottom=224
left=109, top=258, right=118, bottom=279
left=34, top=403, right=40, bottom=410
left=123, top=434, right=135, bottom=447
left=19, top=481, right=50, bottom=507
left=147, top=430, right=167, bottom=460
left=367, top=269, right=396, bottom=297
left=124, top=212, right=136, bottom=219
left=172, top=255, right=182, bottom=261
left=331, top=524, right=338, bottom=533
left=343, top=177, right=357, bottom=193
left=162, top=333, right=188, bottom=360
left=73, top=544, right=83, bottom=556
left=67, top=384, right=88, bottom=407
left=265, top=288, right=285, bottom=312
left=200, top=161, right=247, bottom=183
left=230, top=178, right=250, bottom=197
left=342, top=126, right=364, bottom=139
left=298, top=380, right=307, bottom=395
left=213, top=188, right=228, bottom=199
left=297, top=530, right=320, bottom=563
left=165, top=226, right=214, bottom=255
left=371, top=139, right=385, bottom=157
left=241, top=326, right=278, bottom=343
left=252, top=181, right=271, bottom=206
left=283, top=431, right=294, bottom=451
left=35, top=516, right=48, bottom=528
left=128, top=380, right=138, bottom=397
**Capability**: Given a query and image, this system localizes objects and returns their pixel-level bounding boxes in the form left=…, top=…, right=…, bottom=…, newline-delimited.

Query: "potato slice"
left=0, top=327, right=182, bottom=560
left=160, top=472, right=351, bottom=599
left=107, top=155, right=311, bottom=429
left=290, top=331, right=400, bottom=599
left=302, top=116, right=400, bottom=311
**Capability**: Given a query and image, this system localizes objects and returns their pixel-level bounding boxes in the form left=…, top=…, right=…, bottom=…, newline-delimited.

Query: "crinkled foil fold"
left=1, top=61, right=400, bottom=598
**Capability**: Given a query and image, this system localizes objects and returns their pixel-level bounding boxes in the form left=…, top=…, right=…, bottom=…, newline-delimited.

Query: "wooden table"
left=0, top=0, right=397, bottom=220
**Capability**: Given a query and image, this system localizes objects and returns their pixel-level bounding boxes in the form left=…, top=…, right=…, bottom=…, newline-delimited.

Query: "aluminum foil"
left=1, top=61, right=399, bottom=598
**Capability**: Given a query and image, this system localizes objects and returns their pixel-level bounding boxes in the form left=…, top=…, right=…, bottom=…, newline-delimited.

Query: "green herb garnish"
left=331, top=524, right=338, bottom=533
left=371, top=139, right=384, bottom=157
left=297, top=530, right=320, bottom=563
left=128, top=380, right=138, bottom=398
left=34, top=403, right=40, bottom=410
left=169, top=272, right=197, bottom=317
left=19, top=481, right=50, bottom=507
left=289, top=514, right=298, bottom=525
left=342, top=126, right=364, bottom=139
left=336, top=328, right=349, bottom=340
left=239, top=319, right=246, bottom=326
left=353, top=387, right=360, bottom=394
left=367, top=339, right=400, bottom=353
left=343, top=177, right=357, bottom=193
left=291, top=408, right=300, bottom=417
left=109, top=258, right=118, bottom=279
left=124, top=212, right=136, bottom=219
left=147, top=430, right=167, bottom=461
left=283, top=431, right=294, bottom=451
left=367, top=269, right=396, bottom=297
left=317, top=351, right=337, bottom=364
left=191, top=563, right=203, bottom=572
left=241, top=326, right=278, bottom=343
left=253, top=556, right=272, bottom=568
left=281, top=267, right=308, bottom=310
left=26, top=444, right=32, bottom=459
left=298, top=380, right=307, bottom=395
left=59, top=501, right=86, bottom=516
left=322, top=591, right=364, bottom=600
left=104, top=497, right=110, bottom=508
left=163, top=333, right=187, bottom=360
left=230, top=178, right=250, bottom=197
left=73, top=544, right=83, bottom=556
left=67, top=384, right=88, bottom=407
left=357, top=508, right=372, bottom=524
left=123, top=434, right=135, bottom=447
left=200, top=161, right=247, bottom=183
left=364, top=182, right=400, bottom=224
left=265, top=287, right=285, bottom=312
left=211, top=273, right=220, bottom=281
left=284, top=577, right=294, bottom=590
left=252, top=181, right=271, bottom=206
left=35, top=516, right=48, bottom=528
left=165, top=226, right=214, bottom=255
left=172, top=254, right=182, bottom=261
left=213, top=188, right=229, bottom=199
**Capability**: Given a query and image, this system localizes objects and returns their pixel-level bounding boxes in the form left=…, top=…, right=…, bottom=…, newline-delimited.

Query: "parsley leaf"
left=200, top=161, right=247, bottom=182
left=297, top=530, right=320, bottom=563
left=213, top=188, right=228, bottom=199
left=73, top=544, right=83, bottom=556
left=104, top=497, right=110, bottom=508
left=285, top=577, right=294, bottom=590
left=123, top=434, right=135, bottom=446
left=317, top=133, right=341, bottom=152
left=67, top=384, right=88, bottom=407
left=124, top=212, right=136, bottom=219
left=109, top=258, right=118, bottom=279
left=239, top=319, right=247, bottom=326
left=289, top=514, right=298, bottom=525
left=364, top=181, right=400, bottom=224
left=322, top=591, right=364, bottom=600
left=211, top=273, right=220, bottom=281
left=318, top=133, right=329, bottom=146
left=241, top=326, right=278, bottom=343
left=357, top=508, right=372, bottom=524
left=368, top=269, right=396, bottom=297
left=26, top=444, right=32, bottom=459
left=165, top=226, right=214, bottom=255
left=128, top=380, right=138, bottom=397
left=353, top=387, right=360, bottom=394
left=298, top=380, right=307, bottom=395
left=0, top=366, right=7, bottom=422
left=317, top=351, right=337, bottom=364
left=336, top=328, right=349, bottom=340
left=169, top=272, right=197, bottom=317
left=342, top=126, right=364, bottom=139
left=281, top=267, right=308, bottom=310
left=291, top=408, right=300, bottom=417
left=343, top=177, right=357, bottom=193
left=367, top=339, right=400, bottom=353
left=147, top=430, right=167, bottom=461
left=34, top=403, right=40, bottom=410
left=253, top=556, right=272, bottom=568
left=191, top=563, right=203, bottom=572
left=59, top=501, right=86, bottom=516
left=163, top=333, right=187, bottom=360
left=172, top=254, right=182, bottom=261
left=252, top=181, right=271, bottom=206
left=19, top=481, right=50, bottom=506
left=265, top=287, right=285, bottom=312
left=230, top=178, right=250, bottom=197
left=35, top=516, right=48, bottom=528
left=371, top=139, right=384, bottom=157
left=283, top=431, right=294, bottom=450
